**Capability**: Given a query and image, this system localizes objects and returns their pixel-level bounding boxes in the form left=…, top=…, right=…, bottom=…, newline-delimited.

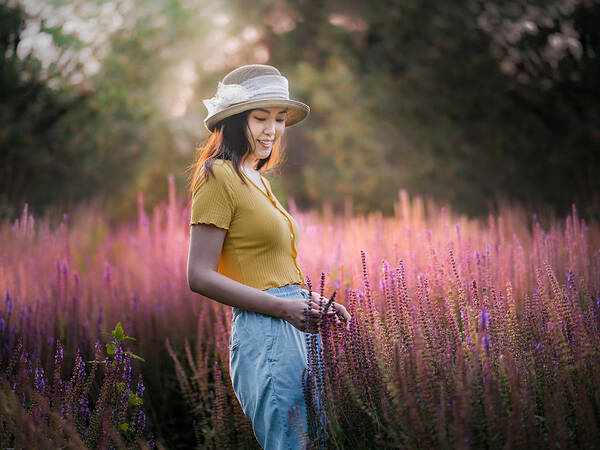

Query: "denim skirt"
left=229, top=284, right=324, bottom=450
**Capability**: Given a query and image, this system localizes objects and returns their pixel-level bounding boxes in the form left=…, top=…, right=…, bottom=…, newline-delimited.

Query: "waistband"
left=262, top=283, right=304, bottom=298
left=232, top=284, right=304, bottom=319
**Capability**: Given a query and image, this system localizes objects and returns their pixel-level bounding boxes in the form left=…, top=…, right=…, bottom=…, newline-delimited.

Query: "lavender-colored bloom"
left=79, top=396, right=90, bottom=417
left=147, top=433, right=156, bottom=448
left=75, top=354, right=86, bottom=378
left=481, top=334, right=490, bottom=352
left=55, top=341, right=63, bottom=365
left=137, top=409, right=146, bottom=430
left=5, top=291, right=12, bottom=314
left=34, top=367, right=46, bottom=392
left=136, top=375, right=145, bottom=397
left=479, top=310, right=490, bottom=331
left=566, top=270, right=575, bottom=289
left=103, top=261, right=112, bottom=283
left=122, top=356, right=132, bottom=386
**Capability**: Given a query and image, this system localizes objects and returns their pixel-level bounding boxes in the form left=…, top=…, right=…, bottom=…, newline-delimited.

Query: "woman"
left=187, top=64, right=350, bottom=449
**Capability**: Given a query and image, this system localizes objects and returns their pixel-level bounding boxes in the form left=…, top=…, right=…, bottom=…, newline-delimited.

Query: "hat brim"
left=204, top=98, right=310, bottom=132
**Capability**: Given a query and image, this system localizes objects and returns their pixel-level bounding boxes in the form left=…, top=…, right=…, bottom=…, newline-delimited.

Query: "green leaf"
left=126, top=351, right=146, bottom=362
left=123, top=336, right=136, bottom=341
left=116, top=381, right=125, bottom=392
left=128, top=393, right=143, bottom=406
left=106, top=343, right=115, bottom=355
left=87, top=360, right=106, bottom=364
left=119, top=423, right=129, bottom=433
left=113, top=322, right=125, bottom=341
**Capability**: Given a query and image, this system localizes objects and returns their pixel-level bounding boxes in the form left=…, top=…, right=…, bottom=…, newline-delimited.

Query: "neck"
left=241, top=157, right=259, bottom=173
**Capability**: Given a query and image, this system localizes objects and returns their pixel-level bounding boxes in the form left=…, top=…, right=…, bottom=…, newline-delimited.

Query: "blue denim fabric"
left=229, top=284, right=325, bottom=449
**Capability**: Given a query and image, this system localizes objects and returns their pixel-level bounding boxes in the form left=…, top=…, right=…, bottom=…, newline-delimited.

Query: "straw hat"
left=203, top=64, right=310, bottom=132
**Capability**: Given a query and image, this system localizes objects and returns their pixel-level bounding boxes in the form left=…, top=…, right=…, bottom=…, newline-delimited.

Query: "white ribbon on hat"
left=203, top=75, right=290, bottom=117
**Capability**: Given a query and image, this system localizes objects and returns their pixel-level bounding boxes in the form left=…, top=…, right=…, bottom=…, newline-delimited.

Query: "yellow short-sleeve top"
left=190, top=159, right=305, bottom=290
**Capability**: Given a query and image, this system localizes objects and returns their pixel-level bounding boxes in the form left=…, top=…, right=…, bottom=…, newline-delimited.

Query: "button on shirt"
left=190, top=159, right=305, bottom=290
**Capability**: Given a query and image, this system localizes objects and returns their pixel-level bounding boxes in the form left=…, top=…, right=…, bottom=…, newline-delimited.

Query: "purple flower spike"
left=6, top=292, right=13, bottom=314
left=136, top=374, right=145, bottom=397
left=34, top=367, right=46, bottom=392
left=55, top=340, right=64, bottom=365
left=479, top=310, right=490, bottom=331
left=137, top=409, right=146, bottom=430
left=481, top=334, right=490, bottom=352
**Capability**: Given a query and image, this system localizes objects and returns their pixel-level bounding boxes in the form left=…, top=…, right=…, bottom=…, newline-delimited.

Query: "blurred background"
left=1, top=0, right=599, bottom=223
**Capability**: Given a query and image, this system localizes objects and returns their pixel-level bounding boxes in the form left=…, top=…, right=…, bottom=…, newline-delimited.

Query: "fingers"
left=339, top=308, right=351, bottom=323
left=305, top=307, right=323, bottom=317
left=303, top=295, right=352, bottom=330
left=309, top=292, right=328, bottom=306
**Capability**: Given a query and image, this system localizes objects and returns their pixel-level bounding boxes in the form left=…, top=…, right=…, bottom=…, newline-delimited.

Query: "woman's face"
left=245, top=107, right=287, bottom=162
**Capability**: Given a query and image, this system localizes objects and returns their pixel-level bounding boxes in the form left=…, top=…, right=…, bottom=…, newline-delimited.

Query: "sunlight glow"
left=169, top=60, right=196, bottom=118
left=242, top=26, right=261, bottom=43
left=13, top=0, right=133, bottom=86
left=213, top=13, right=230, bottom=27
left=253, top=45, right=270, bottom=64
left=328, top=13, right=367, bottom=32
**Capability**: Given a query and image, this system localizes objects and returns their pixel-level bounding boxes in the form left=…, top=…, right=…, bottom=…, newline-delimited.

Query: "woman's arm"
left=187, top=223, right=326, bottom=331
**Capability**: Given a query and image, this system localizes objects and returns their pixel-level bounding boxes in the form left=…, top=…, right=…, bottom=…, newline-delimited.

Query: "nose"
left=263, top=119, right=275, bottom=136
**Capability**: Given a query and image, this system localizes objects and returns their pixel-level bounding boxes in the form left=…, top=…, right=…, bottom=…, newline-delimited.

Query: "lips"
left=258, top=140, right=273, bottom=149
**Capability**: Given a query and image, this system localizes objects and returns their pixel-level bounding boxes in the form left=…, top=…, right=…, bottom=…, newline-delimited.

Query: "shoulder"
left=208, top=159, right=237, bottom=180
left=193, top=160, right=236, bottom=192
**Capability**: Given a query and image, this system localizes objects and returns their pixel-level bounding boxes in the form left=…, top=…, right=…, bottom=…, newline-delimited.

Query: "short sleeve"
left=190, top=163, right=236, bottom=229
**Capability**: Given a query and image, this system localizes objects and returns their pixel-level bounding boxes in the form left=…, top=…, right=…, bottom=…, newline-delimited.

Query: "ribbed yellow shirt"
left=190, top=159, right=305, bottom=290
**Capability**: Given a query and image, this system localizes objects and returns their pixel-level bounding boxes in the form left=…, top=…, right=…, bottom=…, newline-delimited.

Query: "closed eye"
left=254, top=116, right=286, bottom=123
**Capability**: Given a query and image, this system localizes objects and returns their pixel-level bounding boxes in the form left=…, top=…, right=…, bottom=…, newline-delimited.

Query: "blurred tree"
left=0, top=0, right=154, bottom=222
left=2, top=0, right=598, bottom=221
left=0, top=2, right=89, bottom=221
left=229, top=0, right=599, bottom=217
left=1, top=0, right=226, bottom=224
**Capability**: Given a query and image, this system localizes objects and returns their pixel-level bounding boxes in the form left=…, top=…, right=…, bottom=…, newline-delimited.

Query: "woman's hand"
left=303, top=289, right=351, bottom=331
left=279, top=297, right=321, bottom=334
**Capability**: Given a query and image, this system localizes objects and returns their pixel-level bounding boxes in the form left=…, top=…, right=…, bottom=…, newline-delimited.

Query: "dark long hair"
left=188, top=110, right=285, bottom=194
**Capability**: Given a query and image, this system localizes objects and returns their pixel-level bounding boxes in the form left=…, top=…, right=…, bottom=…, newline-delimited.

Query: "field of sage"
left=1, top=181, right=599, bottom=449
